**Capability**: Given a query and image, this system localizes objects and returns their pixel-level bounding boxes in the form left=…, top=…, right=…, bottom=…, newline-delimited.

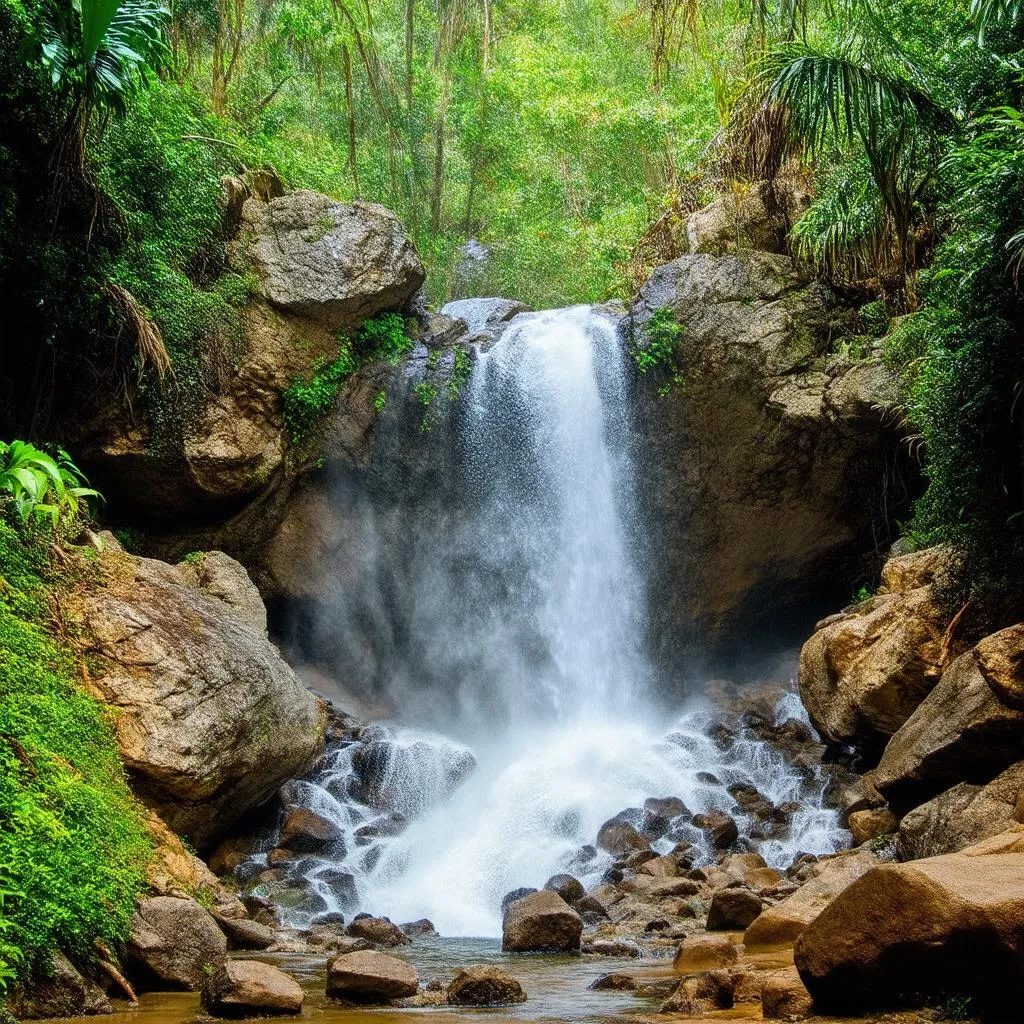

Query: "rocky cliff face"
left=628, top=218, right=914, bottom=668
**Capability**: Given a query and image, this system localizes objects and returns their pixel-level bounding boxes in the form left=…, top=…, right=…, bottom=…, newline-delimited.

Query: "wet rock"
left=80, top=551, right=326, bottom=846
left=502, top=890, right=583, bottom=952
left=645, top=795, right=689, bottom=818
left=400, top=918, right=437, bottom=937
left=201, top=960, right=303, bottom=1017
left=761, top=968, right=813, bottom=1020
left=345, top=916, right=411, bottom=947
left=744, top=850, right=878, bottom=949
left=589, top=973, right=636, bottom=990
left=6, top=953, right=111, bottom=1019
left=581, top=938, right=641, bottom=957
left=794, top=826, right=1024, bottom=1011
left=660, top=970, right=735, bottom=1013
left=573, top=895, right=610, bottom=920
left=674, top=934, right=740, bottom=972
left=596, top=817, right=651, bottom=855
left=325, top=949, right=419, bottom=1003
left=279, top=808, right=343, bottom=855
left=241, top=894, right=280, bottom=927
left=310, top=930, right=372, bottom=955
left=125, top=896, right=227, bottom=991
left=544, top=873, right=585, bottom=902
left=692, top=809, right=739, bottom=848
left=637, top=854, right=679, bottom=877
left=316, top=868, right=358, bottom=908
left=898, top=760, right=1024, bottom=859
left=648, top=877, right=700, bottom=899
left=501, top=886, right=538, bottom=912
left=847, top=807, right=898, bottom=845
left=208, top=834, right=262, bottom=876
left=447, top=964, right=527, bottom=1005
left=354, top=812, right=407, bottom=842
left=707, top=887, right=763, bottom=930
left=216, top=916, right=278, bottom=951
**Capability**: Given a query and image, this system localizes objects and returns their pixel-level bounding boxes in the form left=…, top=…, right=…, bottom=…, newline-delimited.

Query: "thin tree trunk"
left=405, top=0, right=417, bottom=223
left=344, top=45, right=360, bottom=197
left=463, top=0, right=492, bottom=233
left=430, top=71, right=449, bottom=234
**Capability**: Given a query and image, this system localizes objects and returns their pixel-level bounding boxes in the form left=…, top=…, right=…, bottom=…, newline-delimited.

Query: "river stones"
left=706, top=886, right=763, bottom=930
left=125, top=896, right=227, bottom=991
left=447, top=964, right=527, bottom=1005
left=543, top=873, right=585, bottom=902
left=502, top=890, right=582, bottom=952
left=761, top=969, right=813, bottom=1020
left=345, top=916, right=411, bottom=947
left=216, top=915, right=278, bottom=950
left=325, top=950, right=419, bottom=1002
left=692, top=809, right=739, bottom=848
left=278, top=808, right=343, bottom=855
left=201, top=960, right=304, bottom=1017
left=596, top=818, right=650, bottom=856
left=674, top=934, right=740, bottom=973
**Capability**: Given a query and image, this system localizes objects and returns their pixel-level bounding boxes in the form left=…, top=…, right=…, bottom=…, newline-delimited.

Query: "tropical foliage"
left=0, top=441, right=101, bottom=529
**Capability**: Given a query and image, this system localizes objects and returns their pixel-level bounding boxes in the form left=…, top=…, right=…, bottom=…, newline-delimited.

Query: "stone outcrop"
left=79, top=548, right=325, bottom=846
left=898, top=760, right=1024, bottom=859
left=124, top=896, right=227, bottom=991
left=325, top=950, right=419, bottom=1003
left=628, top=247, right=913, bottom=662
left=798, top=549, right=948, bottom=747
left=6, top=954, right=111, bottom=1020
left=744, top=850, right=878, bottom=949
left=201, top=960, right=304, bottom=1017
left=874, top=646, right=1024, bottom=809
left=76, top=182, right=424, bottom=557
left=794, top=827, right=1024, bottom=1011
left=502, top=890, right=583, bottom=952
left=447, top=965, right=527, bottom=1005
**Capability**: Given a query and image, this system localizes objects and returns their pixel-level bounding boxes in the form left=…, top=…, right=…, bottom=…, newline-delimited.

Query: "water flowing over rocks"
left=78, top=545, right=325, bottom=846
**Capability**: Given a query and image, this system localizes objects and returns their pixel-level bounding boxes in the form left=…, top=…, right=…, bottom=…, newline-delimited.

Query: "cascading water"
left=248, top=304, right=848, bottom=935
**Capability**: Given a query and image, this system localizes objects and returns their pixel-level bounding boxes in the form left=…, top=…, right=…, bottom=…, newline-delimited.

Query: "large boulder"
left=235, top=192, right=424, bottom=330
left=898, top=760, right=1024, bottom=859
left=627, top=249, right=912, bottom=663
left=794, top=827, right=1024, bottom=1011
left=706, top=887, right=763, bottom=930
left=124, top=896, right=227, bottom=991
left=744, top=850, right=878, bottom=950
left=81, top=550, right=326, bottom=846
left=502, top=890, right=583, bottom=952
left=201, top=960, right=304, bottom=1017
left=798, top=550, right=948, bottom=747
left=325, top=950, right=419, bottom=1003
left=874, top=646, right=1024, bottom=809
left=447, top=965, right=527, bottom=1005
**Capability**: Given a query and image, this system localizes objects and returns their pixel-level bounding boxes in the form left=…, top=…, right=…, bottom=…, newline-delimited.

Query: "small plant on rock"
left=0, top=441, right=102, bottom=529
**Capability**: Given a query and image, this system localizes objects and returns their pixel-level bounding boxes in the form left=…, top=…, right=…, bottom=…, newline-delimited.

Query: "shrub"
left=0, top=518, right=150, bottom=983
left=0, top=441, right=100, bottom=529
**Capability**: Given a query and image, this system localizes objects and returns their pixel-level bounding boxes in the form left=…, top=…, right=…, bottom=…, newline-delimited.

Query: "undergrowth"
left=0, top=517, right=150, bottom=987
left=633, top=306, right=686, bottom=396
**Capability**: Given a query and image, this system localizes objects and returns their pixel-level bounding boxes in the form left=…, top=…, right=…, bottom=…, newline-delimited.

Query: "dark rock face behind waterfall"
left=627, top=244, right=915, bottom=670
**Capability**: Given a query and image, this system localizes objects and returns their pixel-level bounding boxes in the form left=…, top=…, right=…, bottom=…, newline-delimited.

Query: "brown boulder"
left=798, top=579, right=947, bottom=746
left=216, top=916, right=278, bottom=951
left=761, top=968, right=813, bottom=1020
left=659, top=970, right=734, bottom=1014
left=346, top=916, right=411, bottom=947
left=502, top=890, right=582, bottom=952
left=447, top=964, right=527, bottom=1005
left=898, top=760, right=1024, bottom=859
left=794, top=826, right=1024, bottom=1011
left=875, top=648, right=1024, bottom=808
left=706, top=887, right=763, bottom=930
left=6, top=953, right=111, bottom=1020
left=81, top=551, right=325, bottom=846
left=201, top=960, right=304, bottom=1017
left=596, top=818, right=650, bottom=855
left=744, top=850, right=877, bottom=949
left=847, top=807, right=897, bottom=845
left=673, top=933, right=740, bottom=972
left=125, top=896, right=227, bottom=991
left=692, top=809, right=738, bottom=848
left=975, top=622, right=1024, bottom=708
left=326, top=950, right=419, bottom=1003
left=279, top=808, right=342, bottom=854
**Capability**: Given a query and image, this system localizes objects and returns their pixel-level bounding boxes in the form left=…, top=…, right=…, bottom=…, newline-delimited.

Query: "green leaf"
left=81, top=0, right=123, bottom=63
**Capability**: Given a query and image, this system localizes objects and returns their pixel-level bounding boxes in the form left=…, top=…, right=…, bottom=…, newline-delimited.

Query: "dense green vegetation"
left=0, top=503, right=150, bottom=988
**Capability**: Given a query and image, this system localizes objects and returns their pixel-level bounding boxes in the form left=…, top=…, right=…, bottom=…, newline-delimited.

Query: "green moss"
left=413, top=381, right=439, bottom=432
left=282, top=314, right=412, bottom=443
left=373, top=389, right=387, bottom=414
left=632, top=306, right=687, bottom=396
left=0, top=518, right=150, bottom=986
left=448, top=348, right=472, bottom=400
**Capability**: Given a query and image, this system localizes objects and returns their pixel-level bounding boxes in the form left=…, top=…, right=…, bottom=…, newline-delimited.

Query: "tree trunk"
left=344, top=45, right=360, bottom=197
left=430, top=71, right=449, bottom=234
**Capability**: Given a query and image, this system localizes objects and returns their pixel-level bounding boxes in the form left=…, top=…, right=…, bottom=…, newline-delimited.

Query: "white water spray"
left=255, top=305, right=847, bottom=935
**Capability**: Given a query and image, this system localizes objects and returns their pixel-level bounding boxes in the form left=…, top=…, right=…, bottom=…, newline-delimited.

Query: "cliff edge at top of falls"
left=70, top=176, right=913, bottom=668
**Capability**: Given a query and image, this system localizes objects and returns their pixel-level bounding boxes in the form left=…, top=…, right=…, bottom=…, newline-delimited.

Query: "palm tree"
left=729, top=38, right=948, bottom=298
left=41, top=0, right=168, bottom=165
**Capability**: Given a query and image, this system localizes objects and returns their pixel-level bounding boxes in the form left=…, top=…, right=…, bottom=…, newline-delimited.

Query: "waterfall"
left=254, top=304, right=847, bottom=936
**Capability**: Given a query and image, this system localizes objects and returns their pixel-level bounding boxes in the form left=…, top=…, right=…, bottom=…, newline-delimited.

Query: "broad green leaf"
left=81, top=0, right=123, bottom=62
